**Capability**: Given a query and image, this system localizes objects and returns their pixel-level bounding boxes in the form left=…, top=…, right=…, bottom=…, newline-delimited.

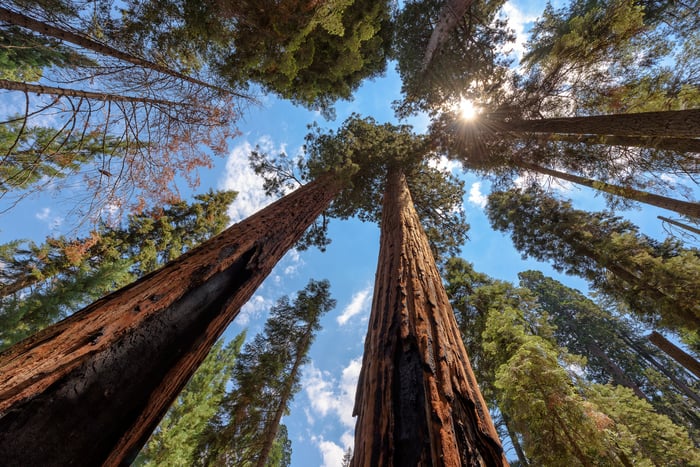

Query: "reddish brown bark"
left=351, top=168, right=506, bottom=466
left=537, top=134, right=700, bottom=154
left=516, top=160, right=700, bottom=219
left=586, top=341, right=647, bottom=400
left=648, top=331, right=700, bottom=379
left=0, top=174, right=341, bottom=466
left=500, top=109, right=700, bottom=138
left=421, top=0, right=475, bottom=72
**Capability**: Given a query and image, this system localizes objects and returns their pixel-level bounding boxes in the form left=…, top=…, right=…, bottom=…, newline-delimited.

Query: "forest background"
left=0, top=0, right=698, bottom=465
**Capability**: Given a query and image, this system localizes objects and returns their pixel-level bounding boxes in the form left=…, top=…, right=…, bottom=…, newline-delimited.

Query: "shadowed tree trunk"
left=421, top=0, right=474, bottom=72
left=536, top=134, right=700, bottom=154
left=0, top=174, right=342, bottom=466
left=351, top=168, right=506, bottom=466
left=502, top=413, right=528, bottom=467
left=658, top=216, right=700, bottom=236
left=497, top=109, right=700, bottom=138
left=586, top=340, right=648, bottom=400
left=648, top=331, right=700, bottom=379
left=516, top=160, right=700, bottom=219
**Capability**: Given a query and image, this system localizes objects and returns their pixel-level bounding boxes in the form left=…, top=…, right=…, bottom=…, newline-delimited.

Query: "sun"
left=458, top=97, right=478, bottom=120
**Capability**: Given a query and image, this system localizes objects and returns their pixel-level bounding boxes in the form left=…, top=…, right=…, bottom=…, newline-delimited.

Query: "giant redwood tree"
left=352, top=167, right=506, bottom=465
left=0, top=171, right=344, bottom=465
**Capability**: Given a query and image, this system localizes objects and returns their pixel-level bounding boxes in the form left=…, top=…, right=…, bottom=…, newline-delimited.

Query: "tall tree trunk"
left=351, top=168, right=506, bottom=466
left=536, top=134, right=700, bottom=154
left=498, top=109, right=700, bottom=138
left=586, top=340, right=648, bottom=400
left=502, top=412, right=528, bottom=467
left=255, top=327, right=313, bottom=467
left=0, top=7, right=246, bottom=98
left=421, top=0, right=474, bottom=72
left=0, top=79, right=187, bottom=106
left=658, top=216, right=700, bottom=235
left=648, top=331, right=700, bottom=379
left=516, top=160, right=700, bottom=219
left=0, top=174, right=342, bottom=466
left=617, top=332, right=700, bottom=406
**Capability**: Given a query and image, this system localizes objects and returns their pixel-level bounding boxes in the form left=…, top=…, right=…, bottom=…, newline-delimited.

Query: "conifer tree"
left=486, top=186, right=700, bottom=332
left=0, top=190, right=236, bottom=349
left=134, top=332, right=245, bottom=466
left=197, top=280, right=335, bottom=466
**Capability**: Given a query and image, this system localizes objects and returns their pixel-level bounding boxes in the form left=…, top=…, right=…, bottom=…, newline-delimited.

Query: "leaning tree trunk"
left=421, top=0, right=474, bottom=72
left=648, top=331, right=700, bottom=379
left=498, top=109, right=700, bottom=138
left=255, top=326, right=314, bottom=467
left=0, top=7, right=245, bottom=98
left=658, top=216, right=700, bottom=236
left=535, top=134, right=700, bottom=154
left=516, top=160, right=700, bottom=219
left=585, top=340, right=648, bottom=400
left=0, top=79, right=187, bottom=106
left=0, top=174, right=342, bottom=466
left=351, top=168, right=506, bottom=466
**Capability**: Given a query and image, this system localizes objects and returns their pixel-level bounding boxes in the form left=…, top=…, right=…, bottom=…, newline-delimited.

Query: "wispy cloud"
left=336, top=286, right=372, bottom=326
left=468, top=182, right=488, bottom=208
left=236, top=293, right=274, bottom=326
left=35, top=207, right=63, bottom=230
left=499, top=1, right=539, bottom=61
left=303, top=357, right=361, bottom=429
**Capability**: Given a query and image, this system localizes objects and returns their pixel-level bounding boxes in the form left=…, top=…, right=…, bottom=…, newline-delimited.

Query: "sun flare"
left=458, top=98, right=478, bottom=120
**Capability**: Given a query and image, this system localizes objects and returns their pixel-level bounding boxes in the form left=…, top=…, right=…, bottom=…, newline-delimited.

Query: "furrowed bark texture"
left=648, top=331, right=700, bottom=379
left=351, top=169, right=506, bottom=466
left=501, top=109, right=700, bottom=138
left=0, top=174, right=341, bottom=467
left=537, top=134, right=700, bottom=154
left=517, top=160, right=700, bottom=219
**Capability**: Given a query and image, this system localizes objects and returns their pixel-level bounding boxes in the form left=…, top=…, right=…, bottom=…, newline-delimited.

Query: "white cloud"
left=283, top=248, right=304, bottom=276
left=317, top=438, right=345, bottom=467
left=303, top=357, right=362, bottom=429
left=220, top=137, right=289, bottom=224
left=499, top=1, right=538, bottom=61
left=336, top=286, right=372, bottom=326
left=237, top=293, right=274, bottom=325
left=35, top=207, right=63, bottom=230
left=427, top=155, right=460, bottom=173
left=468, top=182, right=488, bottom=208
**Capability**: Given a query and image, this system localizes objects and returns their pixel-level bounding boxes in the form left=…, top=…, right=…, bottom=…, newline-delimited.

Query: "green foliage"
left=393, top=0, right=514, bottom=116
left=0, top=26, right=95, bottom=81
left=252, top=115, right=468, bottom=261
left=0, top=190, right=236, bottom=349
left=486, top=187, right=700, bottom=332
left=135, top=332, right=246, bottom=467
left=196, top=279, right=335, bottom=466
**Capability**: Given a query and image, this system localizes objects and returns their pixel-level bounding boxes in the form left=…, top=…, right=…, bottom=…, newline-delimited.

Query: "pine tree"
left=486, top=186, right=700, bottom=332
left=197, top=279, right=335, bottom=466
left=0, top=190, right=236, bottom=349
left=134, top=332, right=245, bottom=467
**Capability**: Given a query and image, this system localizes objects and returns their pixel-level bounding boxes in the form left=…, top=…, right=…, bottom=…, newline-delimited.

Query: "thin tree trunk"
left=617, top=332, right=700, bottom=406
left=502, top=412, right=528, bottom=467
left=351, top=168, right=506, bottom=466
left=658, top=216, right=700, bottom=235
left=0, top=7, right=247, bottom=99
left=516, top=160, right=700, bottom=219
left=0, top=174, right=342, bottom=466
left=0, top=275, right=40, bottom=299
left=537, top=134, right=700, bottom=154
left=255, top=327, right=313, bottom=467
left=586, top=341, right=648, bottom=399
left=648, top=331, right=700, bottom=379
left=421, top=0, right=474, bottom=72
left=0, top=79, right=188, bottom=106
left=499, top=109, right=700, bottom=138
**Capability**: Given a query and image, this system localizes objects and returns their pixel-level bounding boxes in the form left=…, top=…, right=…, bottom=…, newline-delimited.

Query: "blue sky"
left=1, top=0, right=697, bottom=465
